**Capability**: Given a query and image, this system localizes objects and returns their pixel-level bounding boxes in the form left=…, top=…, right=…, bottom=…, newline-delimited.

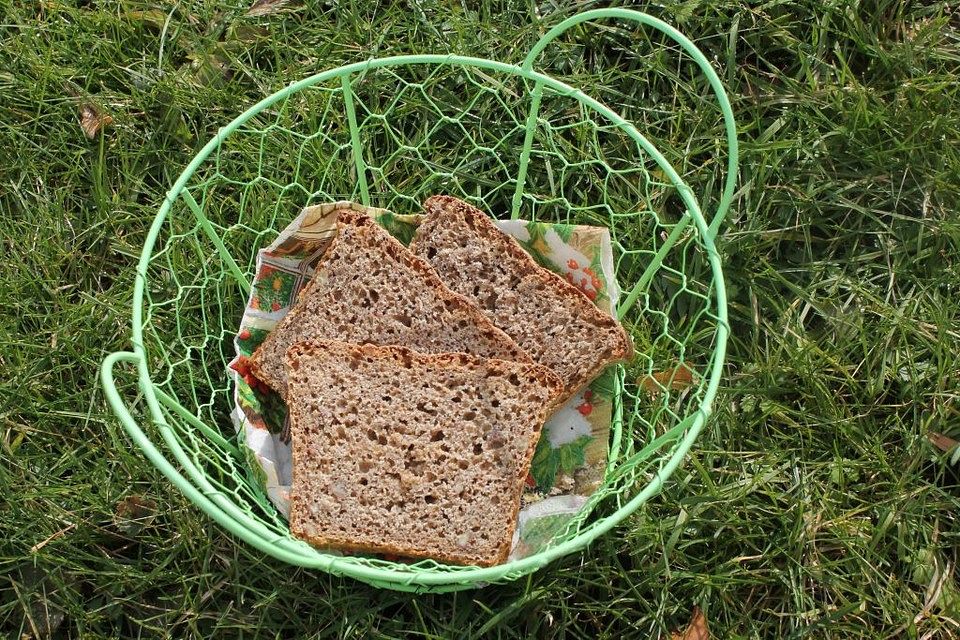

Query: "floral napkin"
left=229, top=201, right=622, bottom=560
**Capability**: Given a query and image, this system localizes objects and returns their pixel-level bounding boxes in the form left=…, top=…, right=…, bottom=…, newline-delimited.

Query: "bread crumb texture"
left=285, top=340, right=562, bottom=566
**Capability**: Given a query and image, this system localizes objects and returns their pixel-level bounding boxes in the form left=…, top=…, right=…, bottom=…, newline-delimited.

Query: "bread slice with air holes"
left=285, top=339, right=564, bottom=566
left=410, top=195, right=633, bottom=405
left=249, top=209, right=529, bottom=398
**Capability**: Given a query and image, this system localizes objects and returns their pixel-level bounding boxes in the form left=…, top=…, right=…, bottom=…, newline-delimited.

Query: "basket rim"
left=112, top=51, right=730, bottom=589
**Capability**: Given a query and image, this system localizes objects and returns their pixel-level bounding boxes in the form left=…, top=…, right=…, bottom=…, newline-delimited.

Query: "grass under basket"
left=1, top=0, right=959, bottom=637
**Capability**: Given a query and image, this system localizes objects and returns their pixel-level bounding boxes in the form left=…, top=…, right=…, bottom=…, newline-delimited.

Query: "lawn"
left=2, top=0, right=959, bottom=637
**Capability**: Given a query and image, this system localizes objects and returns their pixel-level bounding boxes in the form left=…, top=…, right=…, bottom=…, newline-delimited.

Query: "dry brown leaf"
left=186, top=52, right=233, bottom=88
left=671, top=607, right=709, bottom=640
left=124, top=9, right=168, bottom=28
left=245, top=0, right=302, bottom=17
left=640, top=362, right=697, bottom=395
left=79, top=103, right=113, bottom=140
left=228, top=22, right=271, bottom=44
left=928, top=432, right=959, bottom=454
left=113, top=495, right=157, bottom=535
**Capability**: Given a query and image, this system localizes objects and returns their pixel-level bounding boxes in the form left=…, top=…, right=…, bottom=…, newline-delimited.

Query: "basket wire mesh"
left=101, top=8, right=737, bottom=592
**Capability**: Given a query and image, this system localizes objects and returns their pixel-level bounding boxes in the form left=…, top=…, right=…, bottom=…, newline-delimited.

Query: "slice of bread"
left=285, top=339, right=564, bottom=566
left=410, top=195, right=633, bottom=404
left=249, top=210, right=529, bottom=397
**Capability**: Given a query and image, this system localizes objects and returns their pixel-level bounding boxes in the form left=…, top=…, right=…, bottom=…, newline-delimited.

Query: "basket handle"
left=99, top=353, right=250, bottom=537
left=521, top=8, right=739, bottom=239
left=100, top=351, right=334, bottom=566
left=100, top=351, right=213, bottom=498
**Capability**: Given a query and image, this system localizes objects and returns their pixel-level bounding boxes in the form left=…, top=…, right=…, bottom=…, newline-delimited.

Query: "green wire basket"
left=100, top=8, right=737, bottom=592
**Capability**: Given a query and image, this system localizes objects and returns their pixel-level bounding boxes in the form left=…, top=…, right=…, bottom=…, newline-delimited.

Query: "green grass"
left=2, top=0, right=960, bottom=637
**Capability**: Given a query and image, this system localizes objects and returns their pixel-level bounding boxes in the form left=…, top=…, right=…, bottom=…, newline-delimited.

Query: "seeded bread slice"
left=410, top=196, right=633, bottom=404
left=249, top=210, right=529, bottom=397
left=285, top=339, right=564, bottom=566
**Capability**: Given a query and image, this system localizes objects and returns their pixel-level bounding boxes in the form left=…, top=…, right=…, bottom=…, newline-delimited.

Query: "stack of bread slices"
left=250, top=195, right=632, bottom=566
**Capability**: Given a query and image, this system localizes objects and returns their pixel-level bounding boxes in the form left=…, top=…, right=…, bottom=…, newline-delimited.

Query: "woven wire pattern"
left=136, top=63, right=722, bottom=582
